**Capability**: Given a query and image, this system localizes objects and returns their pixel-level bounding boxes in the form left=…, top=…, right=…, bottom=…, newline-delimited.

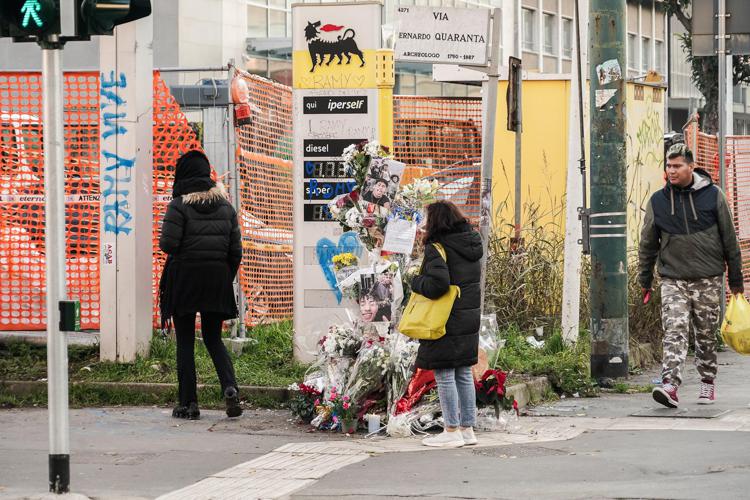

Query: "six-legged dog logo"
left=304, top=21, right=365, bottom=73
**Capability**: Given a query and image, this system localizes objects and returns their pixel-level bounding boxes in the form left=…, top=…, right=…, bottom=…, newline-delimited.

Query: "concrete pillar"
left=98, top=16, right=154, bottom=362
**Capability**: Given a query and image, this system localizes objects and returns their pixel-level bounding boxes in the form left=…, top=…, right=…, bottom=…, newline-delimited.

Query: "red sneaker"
left=652, top=383, right=679, bottom=408
left=697, top=382, right=715, bottom=405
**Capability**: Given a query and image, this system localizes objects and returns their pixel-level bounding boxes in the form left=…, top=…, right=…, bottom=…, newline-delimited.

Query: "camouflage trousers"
left=660, top=276, right=722, bottom=386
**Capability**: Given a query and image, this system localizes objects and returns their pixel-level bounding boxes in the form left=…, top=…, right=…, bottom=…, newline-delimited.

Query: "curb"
left=1, top=377, right=551, bottom=410
left=506, top=376, right=551, bottom=409
left=0, top=380, right=289, bottom=402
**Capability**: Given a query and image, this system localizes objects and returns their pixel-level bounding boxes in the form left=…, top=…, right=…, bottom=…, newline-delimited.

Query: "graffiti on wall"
left=315, top=231, right=362, bottom=303
left=100, top=71, right=134, bottom=235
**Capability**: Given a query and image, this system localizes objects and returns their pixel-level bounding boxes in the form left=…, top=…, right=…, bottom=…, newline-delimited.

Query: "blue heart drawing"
left=316, top=231, right=363, bottom=303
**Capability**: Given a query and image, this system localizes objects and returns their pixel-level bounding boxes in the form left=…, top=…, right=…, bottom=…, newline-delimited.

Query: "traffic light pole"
left=41, top=34, right=70, bottom=494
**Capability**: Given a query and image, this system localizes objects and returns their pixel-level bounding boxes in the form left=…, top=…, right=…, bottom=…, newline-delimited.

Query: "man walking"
left=639, top=143, right=744, bottom=408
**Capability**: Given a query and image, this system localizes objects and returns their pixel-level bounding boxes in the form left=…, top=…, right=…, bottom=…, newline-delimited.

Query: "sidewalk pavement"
left=2, top=350, right=749, bottom=499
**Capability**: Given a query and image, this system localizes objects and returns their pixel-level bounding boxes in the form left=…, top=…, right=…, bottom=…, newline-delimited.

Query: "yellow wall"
left=491, top=79, right=665, bottom=249
left=625, top=83, right=666, bottom=245
left=492, top=80, right=571, bottom=233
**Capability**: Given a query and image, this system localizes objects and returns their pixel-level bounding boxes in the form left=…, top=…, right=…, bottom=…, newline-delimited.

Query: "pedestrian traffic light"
left=0, top=0, right=60, bottom=38
left=78, top=0, right=151, bottom=36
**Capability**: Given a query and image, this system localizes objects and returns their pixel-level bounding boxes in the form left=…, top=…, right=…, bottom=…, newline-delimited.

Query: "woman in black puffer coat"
left=159, top=150, right=243, bottom=420
left=411, top=200, right=483, bottom=448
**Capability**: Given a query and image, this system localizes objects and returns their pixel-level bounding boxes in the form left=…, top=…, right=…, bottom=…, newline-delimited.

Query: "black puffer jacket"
left=159, top=185, right=242, bottom=320
left=412, top=221, right=483, bottom=369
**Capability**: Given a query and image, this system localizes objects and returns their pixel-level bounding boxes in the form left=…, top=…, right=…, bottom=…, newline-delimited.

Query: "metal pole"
left=561, top=0, right=588, bottom=345
left=718, top=0, right=729, bottom=313
left=227, top=62, right=247, bottom=338
left=589, top=0, right=629, bottom=381
left=513, top=69, right=522, bottom=244
left=42, top=38, right=70, bottom=494
left=478, top=8, right=502, bottom=312
left=718, top=0, right=727, bottom=192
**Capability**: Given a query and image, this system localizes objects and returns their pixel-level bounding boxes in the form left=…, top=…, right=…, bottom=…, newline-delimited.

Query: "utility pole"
left=477, top=8, right=502, bottom=312
left=588, top=0, right=628, bottom=380
left=561, top=0, right=589, bottom=345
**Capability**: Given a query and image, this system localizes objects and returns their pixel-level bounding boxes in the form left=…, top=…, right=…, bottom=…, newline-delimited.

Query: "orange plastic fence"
left=151, top=72, right=203, bottom=328
left=0, top=71, right=201, bottom=331
left=1, top=77, right=484, bottom=332
left=684, top=120, right=750, bottom=289
left=393, top=96, right=483, bottom=221
left=234, top=73, right=294, bottom=325
left=0, top=71, right=100, bottom=330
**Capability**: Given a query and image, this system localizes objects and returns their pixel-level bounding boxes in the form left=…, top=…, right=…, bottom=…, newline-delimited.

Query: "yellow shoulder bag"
left=398, top=242, right=461, bottom=340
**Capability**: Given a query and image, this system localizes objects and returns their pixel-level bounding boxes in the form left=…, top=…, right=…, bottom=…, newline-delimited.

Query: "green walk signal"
left=21, top=0, right=44, bottom=28
left=0, top=0, right=59, bottom=38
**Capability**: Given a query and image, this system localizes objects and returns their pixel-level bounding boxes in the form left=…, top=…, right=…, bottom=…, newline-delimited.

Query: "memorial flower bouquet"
left=319, top=324, right=362, bottom=359
left=327, top=140, right=394, bottom=250
left=287, top=383, right=322, bottom=424
left=345, top=339, right=390, bottom=404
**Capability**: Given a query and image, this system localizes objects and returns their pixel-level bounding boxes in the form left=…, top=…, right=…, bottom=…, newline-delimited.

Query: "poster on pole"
left=394, top=6, right=490, bottom=65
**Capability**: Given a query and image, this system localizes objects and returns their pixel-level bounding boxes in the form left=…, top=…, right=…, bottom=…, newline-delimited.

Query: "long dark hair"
left=424, top=200, right=468, bottom=243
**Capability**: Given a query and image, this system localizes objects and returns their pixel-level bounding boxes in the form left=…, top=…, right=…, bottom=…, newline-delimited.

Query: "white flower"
left=327, top=198, right=342, bottom=218
left=287, top=383, right=300, bottom=391
left=345, top=207, right=363, bottom=228
left=342, top=144, right=357, bottom=165
left=364, top=141, right=381, bottom=157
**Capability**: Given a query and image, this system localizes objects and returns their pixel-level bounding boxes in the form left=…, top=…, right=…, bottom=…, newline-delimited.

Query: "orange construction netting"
left=234, top=72, right=294, bottom=325
left=151, top=72, right=203, bottom=328
left=1, top=78, right=485, bottom=332
left=393, top=96, right=483, bottom=221
left=685, top=119, right=750, bottom=290
left=0, top=71, right=202, bottom=331
left=0, top=71, right=100, bottom=331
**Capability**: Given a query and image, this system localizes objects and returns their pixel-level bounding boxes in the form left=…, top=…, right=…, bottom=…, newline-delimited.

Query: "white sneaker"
left=421, top=430, right=465, bottom=448
left=461, top=427, right=478, bottom=445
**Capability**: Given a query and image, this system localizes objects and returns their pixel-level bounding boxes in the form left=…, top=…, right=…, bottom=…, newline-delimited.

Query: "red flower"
left=336, top=196, right=347, bottom=208
left=349, top=189, right=360, bottom=202
left=362, top=216, right=376, bottom=228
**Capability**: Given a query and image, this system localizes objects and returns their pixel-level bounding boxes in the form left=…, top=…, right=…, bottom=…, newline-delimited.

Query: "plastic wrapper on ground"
left=475, top=407, right=522, bottom=433
left=386, top=400, right=442, bottom=437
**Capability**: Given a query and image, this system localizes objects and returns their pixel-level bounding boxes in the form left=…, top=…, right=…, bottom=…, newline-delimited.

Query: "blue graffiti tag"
left=100, top=70, right=133, bottom=235
left=315, top=232, right=363, bottom=303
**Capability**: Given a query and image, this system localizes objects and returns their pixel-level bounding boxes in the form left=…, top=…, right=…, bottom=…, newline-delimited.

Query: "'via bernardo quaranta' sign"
left=394, top=6, right=490, bottom=66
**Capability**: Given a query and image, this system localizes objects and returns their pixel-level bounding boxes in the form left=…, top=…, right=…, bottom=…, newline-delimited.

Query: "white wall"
left=177, top=0, right=247, bottom=74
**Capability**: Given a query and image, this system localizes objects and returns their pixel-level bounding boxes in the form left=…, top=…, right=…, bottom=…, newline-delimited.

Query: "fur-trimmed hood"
left=181, top=183, right=229, bottom=205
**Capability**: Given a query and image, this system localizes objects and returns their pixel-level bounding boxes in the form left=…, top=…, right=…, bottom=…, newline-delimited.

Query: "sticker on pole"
left=394, top=6, right=490, bottom=65
left=595, top=59, right=622, bottom=85
left=595, top=89, right=618, bottom=109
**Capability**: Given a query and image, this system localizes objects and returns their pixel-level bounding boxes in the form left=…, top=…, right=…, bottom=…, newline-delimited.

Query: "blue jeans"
left=433, top=366, right=476, bottom=428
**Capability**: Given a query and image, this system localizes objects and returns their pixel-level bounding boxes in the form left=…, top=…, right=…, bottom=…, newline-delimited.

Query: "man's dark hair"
left=666, top=143, right=694, bottom=164
left=373, top=178, right=388, bottom=187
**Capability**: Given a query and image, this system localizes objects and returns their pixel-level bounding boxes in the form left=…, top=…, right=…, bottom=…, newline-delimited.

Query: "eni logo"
left=304, top=21, right=365, bottom=73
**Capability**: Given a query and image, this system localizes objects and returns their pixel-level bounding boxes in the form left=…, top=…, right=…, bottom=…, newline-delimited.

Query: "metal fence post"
left=227, top=62, right=247, bottom=338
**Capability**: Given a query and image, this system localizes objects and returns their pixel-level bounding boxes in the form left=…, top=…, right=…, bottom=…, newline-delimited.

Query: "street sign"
left=394, top=5, right=490, bottom=66
left=692, top=0, right=750, bottom=56
left=507, top=57, right=522, bottom=132
left=432, top=64, right=489, bottom=83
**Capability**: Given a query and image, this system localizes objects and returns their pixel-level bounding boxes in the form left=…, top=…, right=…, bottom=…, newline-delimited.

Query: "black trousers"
left=174, top=311, right=237, bottom=406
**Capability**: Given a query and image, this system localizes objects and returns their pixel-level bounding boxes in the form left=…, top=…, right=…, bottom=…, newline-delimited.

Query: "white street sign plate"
left=394, top=6, right=490, bottom=66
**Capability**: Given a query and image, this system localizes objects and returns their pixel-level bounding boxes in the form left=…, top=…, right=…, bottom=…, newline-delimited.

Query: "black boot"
left=186, top=402, right=200, bottom=420
left=172, top=405, right=188, bottom=419
left=225, top=387, right=242, bottom=418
